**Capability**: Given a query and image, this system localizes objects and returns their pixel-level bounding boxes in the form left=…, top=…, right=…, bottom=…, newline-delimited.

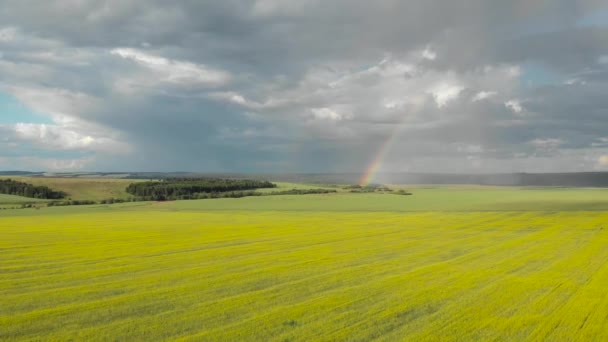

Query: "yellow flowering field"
left=3, top=198, right=608, bottom=340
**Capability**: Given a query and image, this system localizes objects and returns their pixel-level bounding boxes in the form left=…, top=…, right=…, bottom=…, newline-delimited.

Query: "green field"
left=0, top=176, right=136, bottom=201
left=0, top=177, right=335, bottom=203
left=3, top=188, right=608, bottom=340
left=0, top=194, right=43, bottom=203
left=0, top=193, right=48, bottom=210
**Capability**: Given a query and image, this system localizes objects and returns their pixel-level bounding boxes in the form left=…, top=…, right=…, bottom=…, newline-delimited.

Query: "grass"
left=0, top=177, right=331, bottom=203
left=0, top=193, right=46, bottom=204
left=0, top=176, right=136, bottom=201
left=4, top=187, right=608, bottom=340
left=168, top=187, right=608, bottom=212
left=0, top=194, right=48, bottom=209
left=255, top=181, right=339, bottom=193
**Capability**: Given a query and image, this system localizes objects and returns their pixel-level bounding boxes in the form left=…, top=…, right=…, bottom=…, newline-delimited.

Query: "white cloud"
left=311, top=107, right=344, bottom=121
left=564, top=78, right=586, bottom=86
left=422, top=47, right=437, bottom=61
left=530, top=138, right=563, bottom=150
left=472, top=90, right=497, bottom=102
left=383, top=99, right=407, bottom=109
left=209, top=91, right=249, bottom=105
left=592, top=137, right=608, bottom=147
left=0, top=2, right=604, bottom=173
left=11, top=123, right=129, bottom=153
left=210, top=56, right=522, bottom=144
left=0, top=27, right=17, bottom=42
left=505, top=99, right=523, bottom=113
left=111, top=48, right=231, bottom=86
left=7, top=86, right=98, bottom=123
left=0, top=85, right=130, bottom=164
left=207, top=91, right=267, bottom=109
left=430, top=83, right=464, bottom=108
left=507, top=66, right=521, bottom=78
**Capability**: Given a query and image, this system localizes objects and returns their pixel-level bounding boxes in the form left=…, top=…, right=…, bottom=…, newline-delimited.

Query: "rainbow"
left=359, top=101, right=425, bottom=186
left=359, top=125, right=402, bottom=186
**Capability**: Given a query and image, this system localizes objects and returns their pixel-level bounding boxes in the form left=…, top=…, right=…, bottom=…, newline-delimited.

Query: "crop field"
left=3, top=189, right=608, bottom=340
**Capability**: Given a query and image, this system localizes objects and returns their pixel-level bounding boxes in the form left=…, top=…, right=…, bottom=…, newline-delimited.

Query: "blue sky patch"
left=577, top=9, right=608, bottom=28
left=520, top=62, right=562, bottom=88
left=0, top=92, right=53, bottom=125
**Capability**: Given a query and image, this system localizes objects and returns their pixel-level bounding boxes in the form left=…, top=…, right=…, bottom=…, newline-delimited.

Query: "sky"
left=0, top=1, right=608, bottom=176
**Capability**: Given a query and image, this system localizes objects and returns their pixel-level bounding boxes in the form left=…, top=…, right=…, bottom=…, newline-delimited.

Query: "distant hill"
left=192, top=172, right=608, bottom=187
left=376, top=172, right=608, bottom=188
left=5, top=171, right=608, bottom=187
left=0, top=171, right=43, bottom=176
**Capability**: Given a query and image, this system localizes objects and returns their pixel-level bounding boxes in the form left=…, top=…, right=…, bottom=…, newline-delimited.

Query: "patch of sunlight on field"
left=3, top=209, right=608, bottom=340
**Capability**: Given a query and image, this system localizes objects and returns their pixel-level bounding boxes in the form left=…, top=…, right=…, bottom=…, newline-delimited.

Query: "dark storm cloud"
left=0, top=0, right=607, bottom=172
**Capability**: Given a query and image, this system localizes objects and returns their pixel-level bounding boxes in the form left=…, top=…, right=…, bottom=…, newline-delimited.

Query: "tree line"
left=125, top=178, right=277, bottom=201
left=0, top=179, right=66, bottom=199
left=12, top=186, right=338, bottom=209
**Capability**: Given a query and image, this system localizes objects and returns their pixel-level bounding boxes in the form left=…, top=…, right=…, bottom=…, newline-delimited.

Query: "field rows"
left=2, top=210, right=608, bottom=340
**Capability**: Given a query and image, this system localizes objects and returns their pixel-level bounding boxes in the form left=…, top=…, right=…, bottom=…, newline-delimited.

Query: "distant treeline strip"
left=125, top=178, right=277, bottom=201
left=0, top=179, right=66, bottom=199
left=113, top=188, right=336, bottom=202
left=39, top=188, right=337, bottom=208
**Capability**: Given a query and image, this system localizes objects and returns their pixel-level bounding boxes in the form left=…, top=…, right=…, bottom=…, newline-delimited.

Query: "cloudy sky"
left=1, top=1, right=607, bottom=174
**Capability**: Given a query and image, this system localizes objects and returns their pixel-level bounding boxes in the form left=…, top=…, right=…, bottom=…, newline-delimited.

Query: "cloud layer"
left=0, top=1, right=607, bottom=175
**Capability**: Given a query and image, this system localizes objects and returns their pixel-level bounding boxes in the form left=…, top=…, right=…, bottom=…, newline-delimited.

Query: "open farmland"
left=3, top=188, right=608, bottom=340
left=0, top=194, right=45, bottom=204
left=0, top=177, right=136, bottom=201
left=0, top=194, right=47, bottom=209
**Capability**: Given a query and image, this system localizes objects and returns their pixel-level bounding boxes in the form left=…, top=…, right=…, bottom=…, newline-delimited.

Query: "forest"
left=0, top=179, right=66, bottom=199
left=125, top=178, right=277, bottom=200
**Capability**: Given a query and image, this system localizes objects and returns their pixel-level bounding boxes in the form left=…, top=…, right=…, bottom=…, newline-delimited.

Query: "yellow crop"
left=3, top=209, right=608, bottom=340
